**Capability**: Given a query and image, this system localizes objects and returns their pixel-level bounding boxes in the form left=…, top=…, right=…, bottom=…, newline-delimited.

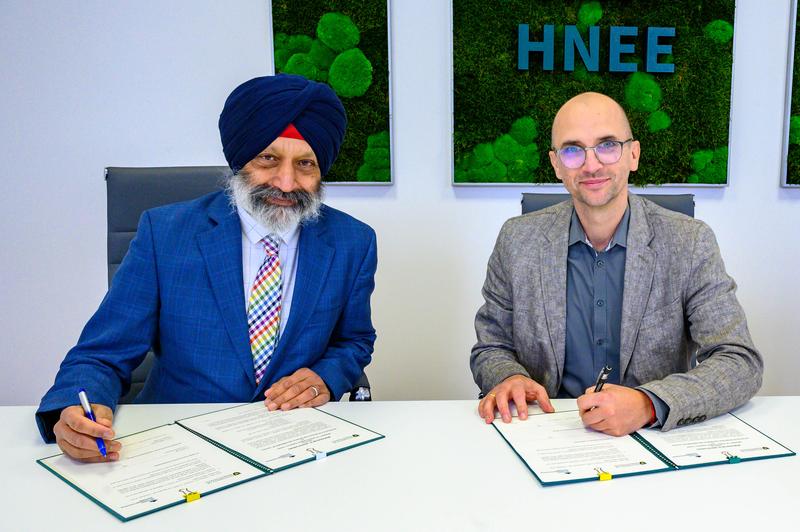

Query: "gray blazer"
left=471, top=194, right=763, bottom=431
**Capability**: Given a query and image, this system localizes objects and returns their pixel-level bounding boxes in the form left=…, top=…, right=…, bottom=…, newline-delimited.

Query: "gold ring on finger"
left=311, top=385, right=320, bottom=398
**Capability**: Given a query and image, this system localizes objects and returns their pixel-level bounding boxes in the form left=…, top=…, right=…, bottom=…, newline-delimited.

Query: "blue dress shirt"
left=560, top=207, right=629, bottom=397
left=559, top=206, right=668, bottom=427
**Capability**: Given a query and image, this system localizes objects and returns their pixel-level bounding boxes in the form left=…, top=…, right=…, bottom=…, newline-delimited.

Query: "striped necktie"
left=248, top=235, right=282, bottom=384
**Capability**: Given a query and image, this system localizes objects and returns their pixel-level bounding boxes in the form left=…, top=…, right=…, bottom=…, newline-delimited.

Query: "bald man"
left=37, top=74, right=377, bottom=460
left=471, top=92, right=762, bottom=435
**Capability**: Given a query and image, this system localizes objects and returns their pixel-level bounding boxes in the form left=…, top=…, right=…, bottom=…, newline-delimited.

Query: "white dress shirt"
left=237, top=206, right=300, bottom=336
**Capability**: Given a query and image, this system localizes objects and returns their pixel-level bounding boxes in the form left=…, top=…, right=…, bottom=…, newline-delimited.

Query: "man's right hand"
left=53, top=404, right=121, bottom=462
left=478, top=375, right=555, bottom=424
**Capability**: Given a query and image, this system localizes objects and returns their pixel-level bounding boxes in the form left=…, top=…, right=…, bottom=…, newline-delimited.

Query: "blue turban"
left=218, top=74, right=347, bottom=175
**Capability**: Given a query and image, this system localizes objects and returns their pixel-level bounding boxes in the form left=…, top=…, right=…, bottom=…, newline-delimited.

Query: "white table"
left=2, top=398, right=797, bottom=531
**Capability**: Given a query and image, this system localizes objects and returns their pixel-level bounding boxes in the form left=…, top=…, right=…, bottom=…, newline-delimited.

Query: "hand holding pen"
left=52, top=390, right=121, bottom=462
left=578, top=366, right=658, bottom=436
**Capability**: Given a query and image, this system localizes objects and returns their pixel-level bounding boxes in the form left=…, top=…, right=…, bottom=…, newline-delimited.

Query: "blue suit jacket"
left=37, top=191, right=377, bottom=442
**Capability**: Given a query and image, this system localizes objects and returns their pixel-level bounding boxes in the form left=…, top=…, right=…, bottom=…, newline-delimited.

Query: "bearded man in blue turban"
left=36, top=75, right=378, bottom=461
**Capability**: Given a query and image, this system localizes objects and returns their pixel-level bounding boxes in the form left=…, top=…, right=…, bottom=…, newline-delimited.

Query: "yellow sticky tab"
left=184, top=491, right=201, bottom=502
left=598, top=472, right=613, bottom=481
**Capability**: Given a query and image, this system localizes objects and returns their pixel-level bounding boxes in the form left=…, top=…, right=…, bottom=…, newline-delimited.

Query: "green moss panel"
left=787, top=6, right=800, bottom=185
left=453, top=0, right=735, bottom=185
left=272, top=1, right=391, bottom=183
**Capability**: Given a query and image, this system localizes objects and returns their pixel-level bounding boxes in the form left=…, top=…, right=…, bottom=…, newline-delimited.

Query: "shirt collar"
left=568, top=204, right=630, bottom=251
left=236, top=205, right=300, bottom=247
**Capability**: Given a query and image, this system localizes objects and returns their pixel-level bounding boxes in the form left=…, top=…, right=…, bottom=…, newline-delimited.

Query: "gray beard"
left=226, top=171, right=323, bottom=233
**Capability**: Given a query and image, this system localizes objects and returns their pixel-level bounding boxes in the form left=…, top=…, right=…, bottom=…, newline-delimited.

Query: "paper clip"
left=307, top=447, right=327, bottom=460
left=722, top=451, right=741, bottom=464
left=594, top=467, right=613, bottom=481
left=179, top=488, right=201, bottom=502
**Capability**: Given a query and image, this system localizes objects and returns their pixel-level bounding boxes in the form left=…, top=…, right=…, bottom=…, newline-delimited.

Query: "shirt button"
left=596, top=339, right=604, bottom=346
left=596, top=299, right=604, bottom=307
left=596, top=260, right=604, bottom=267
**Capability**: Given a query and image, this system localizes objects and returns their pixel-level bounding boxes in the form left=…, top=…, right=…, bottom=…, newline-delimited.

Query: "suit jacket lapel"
left=620, top=194, right=656, bottom=378
left=254, top=216, right=334, bottom=396
left=540, top=201, right=572, bottom=382
left=197, top=194, right=254, bottom=388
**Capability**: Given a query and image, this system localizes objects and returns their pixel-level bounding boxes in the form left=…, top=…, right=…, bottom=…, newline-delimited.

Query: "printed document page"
left=178, top=403, right=382, bottom=470
left=636, top=413, right=794, bottom=467
left=39, top=423, right=264, bottom=520
left=493, top=410, right=668, bottom=484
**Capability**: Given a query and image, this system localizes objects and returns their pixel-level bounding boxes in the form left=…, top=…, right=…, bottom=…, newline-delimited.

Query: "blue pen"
left=78, top=388, right=107, bottom=457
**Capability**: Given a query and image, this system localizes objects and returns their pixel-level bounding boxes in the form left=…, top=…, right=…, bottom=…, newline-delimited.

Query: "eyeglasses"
left=553, top=138, right=633, bottom=169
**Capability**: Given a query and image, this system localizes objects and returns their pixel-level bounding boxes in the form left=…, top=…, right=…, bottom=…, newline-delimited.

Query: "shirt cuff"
left=35, top=409, right=62, bottom=443
left=639, top=389, right=669, bottom=428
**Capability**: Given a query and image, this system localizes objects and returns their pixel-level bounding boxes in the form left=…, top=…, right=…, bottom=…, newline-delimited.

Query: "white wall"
left=1, top=0, right=798, bottom=405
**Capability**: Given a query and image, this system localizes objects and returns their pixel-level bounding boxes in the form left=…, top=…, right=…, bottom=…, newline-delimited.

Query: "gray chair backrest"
left=107, top=166, right=227, bottom=403
left=105, top=166, right=370, bottom=402
left=521, top=193, right=695, bottom=218
left=107, top=166, right=228, bottom=284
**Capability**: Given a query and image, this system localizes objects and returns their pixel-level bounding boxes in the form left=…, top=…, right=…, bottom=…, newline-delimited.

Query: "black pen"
left=593, top=365, right=612, bottom=393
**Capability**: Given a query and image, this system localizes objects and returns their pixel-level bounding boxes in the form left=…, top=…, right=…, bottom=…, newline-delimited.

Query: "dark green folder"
left=492, top=411, right=795, bottom=487
left=38, top=404, right=384, bottom=521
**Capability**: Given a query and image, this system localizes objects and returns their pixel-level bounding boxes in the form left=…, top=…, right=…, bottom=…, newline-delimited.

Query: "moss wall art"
left=272, top=1, right=391, bottom=183
left=785, top=1, right=800, bottom=186
left=453, top=0, right=735, bottom=186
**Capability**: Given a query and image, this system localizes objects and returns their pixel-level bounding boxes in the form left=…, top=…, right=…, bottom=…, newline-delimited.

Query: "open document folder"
left=38, top=403, right=383, bottom=521
left=492, top=409, right=794, bottom=486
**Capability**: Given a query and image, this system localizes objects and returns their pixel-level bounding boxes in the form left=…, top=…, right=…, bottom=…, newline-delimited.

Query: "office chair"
left=521, top=193, right=695, bottom=217
left=106, top=166, right=371, bottom=403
